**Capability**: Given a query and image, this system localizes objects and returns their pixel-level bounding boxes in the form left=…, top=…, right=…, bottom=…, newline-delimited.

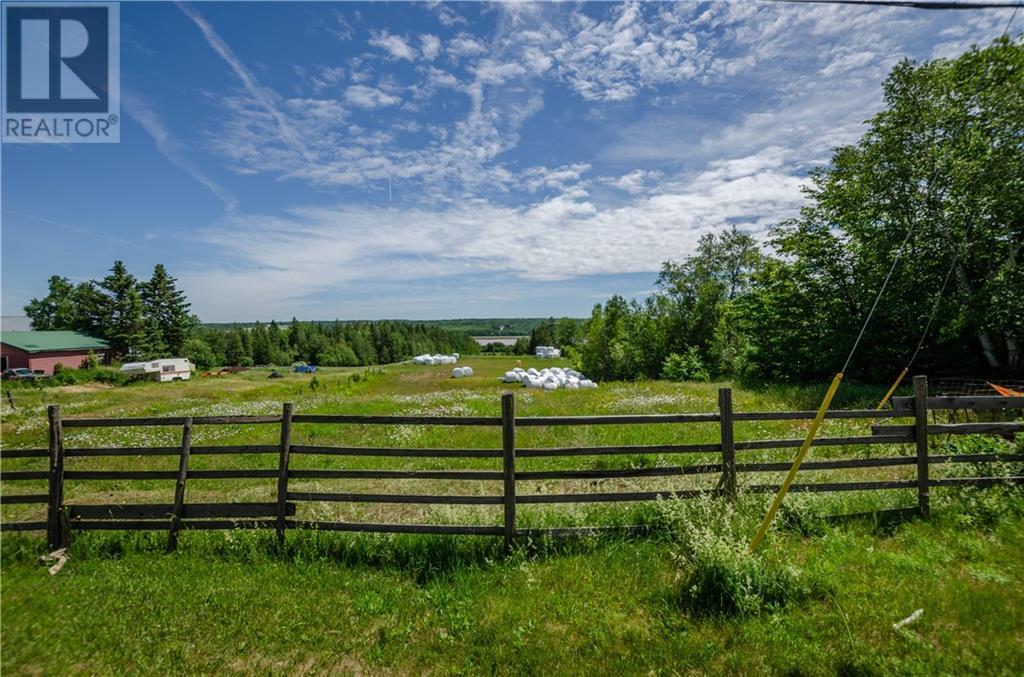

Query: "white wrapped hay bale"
left=503, top=371, right=519, bottom=383
left=452, top=367, right=465, bottom=378
left=462, top=366, right=473, bottom=376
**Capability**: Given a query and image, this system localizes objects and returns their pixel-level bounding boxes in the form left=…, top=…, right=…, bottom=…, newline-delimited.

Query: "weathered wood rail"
left=1, top=376, right=1021, bottom=550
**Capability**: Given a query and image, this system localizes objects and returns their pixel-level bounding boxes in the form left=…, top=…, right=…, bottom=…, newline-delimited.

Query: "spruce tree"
left=111, top=286, right=151, bottom=358
left=140, top=264, right=194, bottom=355
left=96, top=262, right=150, bottom=356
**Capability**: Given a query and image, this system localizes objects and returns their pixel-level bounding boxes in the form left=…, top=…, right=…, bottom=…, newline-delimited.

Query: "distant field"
left=1, top=357, right=1022, bottom=674
left=471, top=335, right=525, bottom=346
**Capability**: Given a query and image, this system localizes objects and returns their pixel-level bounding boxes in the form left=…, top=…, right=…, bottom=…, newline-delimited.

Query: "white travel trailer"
left=120, top=358, right=193, bottom=382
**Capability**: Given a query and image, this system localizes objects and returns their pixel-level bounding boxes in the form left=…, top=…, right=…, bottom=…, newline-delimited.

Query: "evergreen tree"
left=140, top=264, right=194, bottom=355
left=96, top=262, right=150, bottom=356
left=224, top=327, right=247, bottom=366
left=112, top=286, right=151, bottom=357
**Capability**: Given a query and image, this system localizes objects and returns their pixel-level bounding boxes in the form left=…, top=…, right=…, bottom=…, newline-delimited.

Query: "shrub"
left=777, top=495, right=830, bottom=537
left=933, top=436, right=1024, bottom=528
left=662, top=347, right=710, bottom=382
left=48, top=365, right=78, bottom=386
left=657, top=495, right=829, bottom=617
left=80, top=351, right=102, bottom=370
left=673, top=537, right=815, bottom=617
left=181, top=338, right=217, bottom=370
left=43, top=366, right=132, bottom=387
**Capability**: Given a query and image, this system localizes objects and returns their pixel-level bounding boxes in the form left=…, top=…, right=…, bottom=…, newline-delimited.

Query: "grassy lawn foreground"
left=2, top=514, right=1023, bottom=675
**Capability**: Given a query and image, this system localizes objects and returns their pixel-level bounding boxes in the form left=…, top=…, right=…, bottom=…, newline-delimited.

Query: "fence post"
left=276, top=402, right=294, bottom=543
left=913, top=375, right=930, bottom=518
left=501, top=393, right=516, bottom=552
left=166, top=416, right=193, bottom=552
left=718, top=388, right=736, bottom=498
left=46, top=404, right=65, bottom=551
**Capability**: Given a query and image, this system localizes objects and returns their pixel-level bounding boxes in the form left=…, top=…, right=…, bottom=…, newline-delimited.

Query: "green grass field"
left=2, top=356, right=1022, bottom=674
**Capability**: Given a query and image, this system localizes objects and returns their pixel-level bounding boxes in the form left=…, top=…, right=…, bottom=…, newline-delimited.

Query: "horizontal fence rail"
left=1, top=377, right=1021, bottom=550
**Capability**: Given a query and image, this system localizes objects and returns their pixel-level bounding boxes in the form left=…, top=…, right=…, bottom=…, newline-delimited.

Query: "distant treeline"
left=191, top=320, right=480, bottom=369
left=202, top=317, right=554, bottom=337
left=25, top=266, right=481, bottom=369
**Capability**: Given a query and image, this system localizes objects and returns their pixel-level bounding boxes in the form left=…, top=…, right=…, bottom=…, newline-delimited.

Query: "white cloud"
left=183, top=0, right=1012, bottom=238
left=420, top=34, right=441, bottom=60
left=123, top=90, right=238, bottom=211
left=324, top=10, right=354, bottom=41
left=180, top=4, right=313, bottom=163
left=550, top=2, right=702, bottom=102
left=607, top=169, right=664, bottom=195
left=295, top=64, right=345, bottom=94
left=183, top=148, right=804, bottom=318
left=447, top=34, right=487, bottom=58
left=369, top=30, right=417, bottom=61
left=344, top=84, right=401, bottom=108
left=430, top=2, right=468, bottom=28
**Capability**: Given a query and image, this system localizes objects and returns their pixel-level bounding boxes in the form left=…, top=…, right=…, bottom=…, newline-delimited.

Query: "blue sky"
left=1, top=1, right=1018, bottom=322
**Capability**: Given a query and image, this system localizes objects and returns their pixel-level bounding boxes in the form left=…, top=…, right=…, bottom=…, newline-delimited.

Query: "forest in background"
left=22, top=265, right=480, bottom=369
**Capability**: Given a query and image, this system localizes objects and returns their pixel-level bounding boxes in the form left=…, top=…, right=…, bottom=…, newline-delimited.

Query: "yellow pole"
left=875, top=367, right=909, bottom=411
left=749, top=372, right=844, bottom=553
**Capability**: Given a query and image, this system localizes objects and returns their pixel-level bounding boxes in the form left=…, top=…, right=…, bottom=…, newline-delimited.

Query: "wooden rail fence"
left=1, top=376, right=1022, bottom=551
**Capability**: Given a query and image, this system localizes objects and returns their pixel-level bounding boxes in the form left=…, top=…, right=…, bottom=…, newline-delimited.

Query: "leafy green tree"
left=555, top=317, right=581, bottom=348
left=662, top=348, right=710, bottom=382
left=657, top=226, right=765, bottom=373
left=746, top=38, right=1024, bottom=378
left=512, top=337, right=530, bottom=355
left=24, top=276, right=79, bottom=330
left=181, top=337, right=217, bottom=369
left=527, top=319, right=558, bottom=354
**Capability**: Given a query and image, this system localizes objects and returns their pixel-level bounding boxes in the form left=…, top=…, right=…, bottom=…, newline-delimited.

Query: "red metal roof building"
left=1, top=331, right=113, bottom=375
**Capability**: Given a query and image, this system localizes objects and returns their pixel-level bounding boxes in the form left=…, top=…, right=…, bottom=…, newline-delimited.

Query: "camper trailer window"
left=162, top=365, right=176, bottom=373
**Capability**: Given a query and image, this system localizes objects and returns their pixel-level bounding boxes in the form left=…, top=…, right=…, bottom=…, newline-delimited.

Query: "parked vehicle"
left=2, top=368, right=41, bottom=380
left=119, top=358, right=192, bottom=382
left=293, top=364, right=317, bottom=373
